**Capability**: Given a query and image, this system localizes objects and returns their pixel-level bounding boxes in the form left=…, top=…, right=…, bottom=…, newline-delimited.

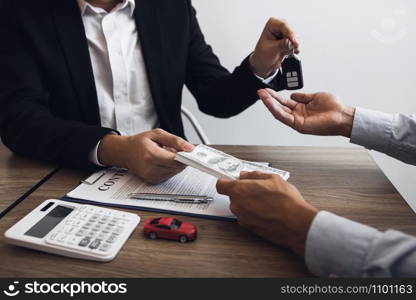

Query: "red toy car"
left=143, top=217, right=197, bottom=243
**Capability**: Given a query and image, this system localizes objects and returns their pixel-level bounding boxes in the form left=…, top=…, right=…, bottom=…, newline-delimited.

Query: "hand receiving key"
left=258, top=89, right=356, bottom=137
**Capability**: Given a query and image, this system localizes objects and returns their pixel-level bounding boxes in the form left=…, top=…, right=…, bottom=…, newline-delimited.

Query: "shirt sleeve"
left=88, top=131, right=118, bottom=167
left=305, top=211, right=416, bottom=277
left=254, top=68, right=280, bottom=85
left=350, top=108, right=416, bottom=165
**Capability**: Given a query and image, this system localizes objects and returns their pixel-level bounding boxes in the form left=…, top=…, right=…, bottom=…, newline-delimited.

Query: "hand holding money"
left=175, top=145, right=290, bottom=181
left=216, top=171, right=318, bottom=257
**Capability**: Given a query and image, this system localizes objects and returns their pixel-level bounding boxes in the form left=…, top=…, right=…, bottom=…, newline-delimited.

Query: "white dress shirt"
left=78, top=0, right=158, bottom=164
left=306, top=108, right=416, bottom=277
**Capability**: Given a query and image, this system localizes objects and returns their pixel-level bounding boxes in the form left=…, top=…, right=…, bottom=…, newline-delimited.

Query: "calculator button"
left=49, top=232, right=59, bottom=241
left=76, top=229, right=86, bottom=237
left=86, top=231, right=96, bottom=238
left=99, top=243, right=111, bottom=252
left=97, top=233, right=107, bottom=240
left=78, top=237, right=91, bottom=247
left=118, top=221, right=129, bottom=227
left=106, top=234, right=118, bottom=244
left=112, top=226, right=124, bottom=235
left=65, top=227, right=76, bottom=234
left=80, top=213, right=89, bottom=220
left=57, top=234, right=68, bottom=243
left=66, top=236, right=81, bottom=246
left=89, top=239, right=101, bottom=249
left=292, top=71, right=297, bottom=76
left=119, top=213, right=131, bottom=219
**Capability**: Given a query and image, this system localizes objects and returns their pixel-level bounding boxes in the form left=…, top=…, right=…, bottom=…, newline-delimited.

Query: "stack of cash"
left=175, top=144, right=290, bottom=181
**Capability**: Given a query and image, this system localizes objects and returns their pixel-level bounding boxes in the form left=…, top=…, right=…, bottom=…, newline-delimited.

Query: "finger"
left=259, top=91, right=295, bottom=127
left=154, top=158, right=186, bottom=170
left=151, top=129, right=194, bottom=152
left=280, top=105, right=292, bottom=114
left=163, top=146, right=178, bottom=153
left=274, top=38, right=301, bottom=55
left=216, top=178, right=236, bottom=195
left=240, top=171, right=273, bottom=180
left=148, top=142, right=185, bottom=168
left=267, top=18, right=299, bottom=49
left=265, top=88, right=298, bottom=109
left=291, top=93, right=315, bottom=104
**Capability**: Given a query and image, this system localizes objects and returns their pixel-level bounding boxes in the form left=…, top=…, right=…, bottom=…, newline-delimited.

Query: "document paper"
left=66, top=167, right=235, bottom=220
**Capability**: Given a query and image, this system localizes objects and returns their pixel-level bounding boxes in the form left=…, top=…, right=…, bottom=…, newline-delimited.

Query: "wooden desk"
left=1, top=146, right=415, bottom=277
left=0, top=144, right=56, bottom=216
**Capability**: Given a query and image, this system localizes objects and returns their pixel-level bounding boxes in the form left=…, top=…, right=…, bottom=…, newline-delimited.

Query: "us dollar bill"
left=175, top=145, right=290, bottom=180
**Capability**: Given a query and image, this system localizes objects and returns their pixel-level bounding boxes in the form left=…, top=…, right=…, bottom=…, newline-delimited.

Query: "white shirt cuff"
left=254, top=68, right=280, bottom=85
left=350, top=107, right=394, bottom=153
left=305, top=211, right=380, bottom=277
left=88, top=132, right=118, bottom=167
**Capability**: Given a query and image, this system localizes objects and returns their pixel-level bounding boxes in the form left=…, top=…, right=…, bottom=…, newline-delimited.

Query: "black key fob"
left=282, top=47, right=304, bottom=90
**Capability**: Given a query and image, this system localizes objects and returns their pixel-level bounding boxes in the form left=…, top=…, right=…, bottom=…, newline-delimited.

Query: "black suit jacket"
left=0, top=0, right=283, bottom=170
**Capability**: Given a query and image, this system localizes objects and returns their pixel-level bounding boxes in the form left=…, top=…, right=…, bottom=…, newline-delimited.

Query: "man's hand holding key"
left=249, top=18, right=300, bottom=79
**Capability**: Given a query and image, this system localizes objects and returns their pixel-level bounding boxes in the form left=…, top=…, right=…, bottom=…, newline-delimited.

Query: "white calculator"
left=4, top=199, right=140, bottom=262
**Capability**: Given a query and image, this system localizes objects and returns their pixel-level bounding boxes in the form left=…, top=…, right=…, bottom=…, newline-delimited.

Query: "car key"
left=282, top=41, right=304, bottom=90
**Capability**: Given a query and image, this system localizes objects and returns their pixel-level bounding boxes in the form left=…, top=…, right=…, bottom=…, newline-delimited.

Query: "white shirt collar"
left=78, top=0, right=135, bottom=17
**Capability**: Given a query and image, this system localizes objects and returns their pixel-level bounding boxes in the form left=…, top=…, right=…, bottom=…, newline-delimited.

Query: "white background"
left=183, top=0, right=416, bottom=212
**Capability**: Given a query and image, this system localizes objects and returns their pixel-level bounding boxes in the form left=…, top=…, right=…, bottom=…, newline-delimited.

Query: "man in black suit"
left=0, top=0, right=299, bottom=183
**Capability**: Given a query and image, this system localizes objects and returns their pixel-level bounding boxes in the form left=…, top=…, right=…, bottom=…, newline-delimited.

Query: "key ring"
left=287, top=40, right=294, bottom=56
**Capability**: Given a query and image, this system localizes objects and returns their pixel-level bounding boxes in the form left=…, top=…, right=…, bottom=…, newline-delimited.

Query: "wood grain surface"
left=0, top=144, right=55, bottom=214
left=0, top=146, right=415, bottom=277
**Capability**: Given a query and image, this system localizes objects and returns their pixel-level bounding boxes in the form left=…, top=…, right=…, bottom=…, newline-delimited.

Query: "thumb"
left=274, top=38, right=290, bottom=53
left=151, top=129, right=194, bottom=152
left=216, top=178, right=236, bottom=195
left=291, top=93, right=315, bottom=104
left=240, top=171, right=274, bottom=180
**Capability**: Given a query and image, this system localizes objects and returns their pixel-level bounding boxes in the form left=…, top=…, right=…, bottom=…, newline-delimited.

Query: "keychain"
left=282, top=41, right=304, bottom=90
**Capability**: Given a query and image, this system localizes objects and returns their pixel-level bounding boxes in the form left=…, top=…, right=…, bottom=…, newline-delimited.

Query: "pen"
left=128, top=193, right=213, bottom=204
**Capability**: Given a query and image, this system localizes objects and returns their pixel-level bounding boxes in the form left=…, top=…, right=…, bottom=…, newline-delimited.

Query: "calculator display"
left=25, top=205, right=73, bottom=238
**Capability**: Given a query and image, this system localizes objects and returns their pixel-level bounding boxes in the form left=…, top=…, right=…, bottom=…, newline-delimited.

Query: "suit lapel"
left=134, top=0, right=172, bottom=131
left=49, top=0, right=101, bottom=125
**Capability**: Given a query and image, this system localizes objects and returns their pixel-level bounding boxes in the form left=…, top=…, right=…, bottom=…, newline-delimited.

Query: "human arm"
left=216, top=172, right=416, bottom=277
left=259, top=89, right=416, bottom=165
left=184, top=1, right=299, bottom=117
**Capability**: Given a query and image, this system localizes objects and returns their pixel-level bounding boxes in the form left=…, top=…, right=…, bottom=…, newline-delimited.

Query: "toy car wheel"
left=149, top=232, right=158, bottom=240
left=179, top=235, right=188, bottom=243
